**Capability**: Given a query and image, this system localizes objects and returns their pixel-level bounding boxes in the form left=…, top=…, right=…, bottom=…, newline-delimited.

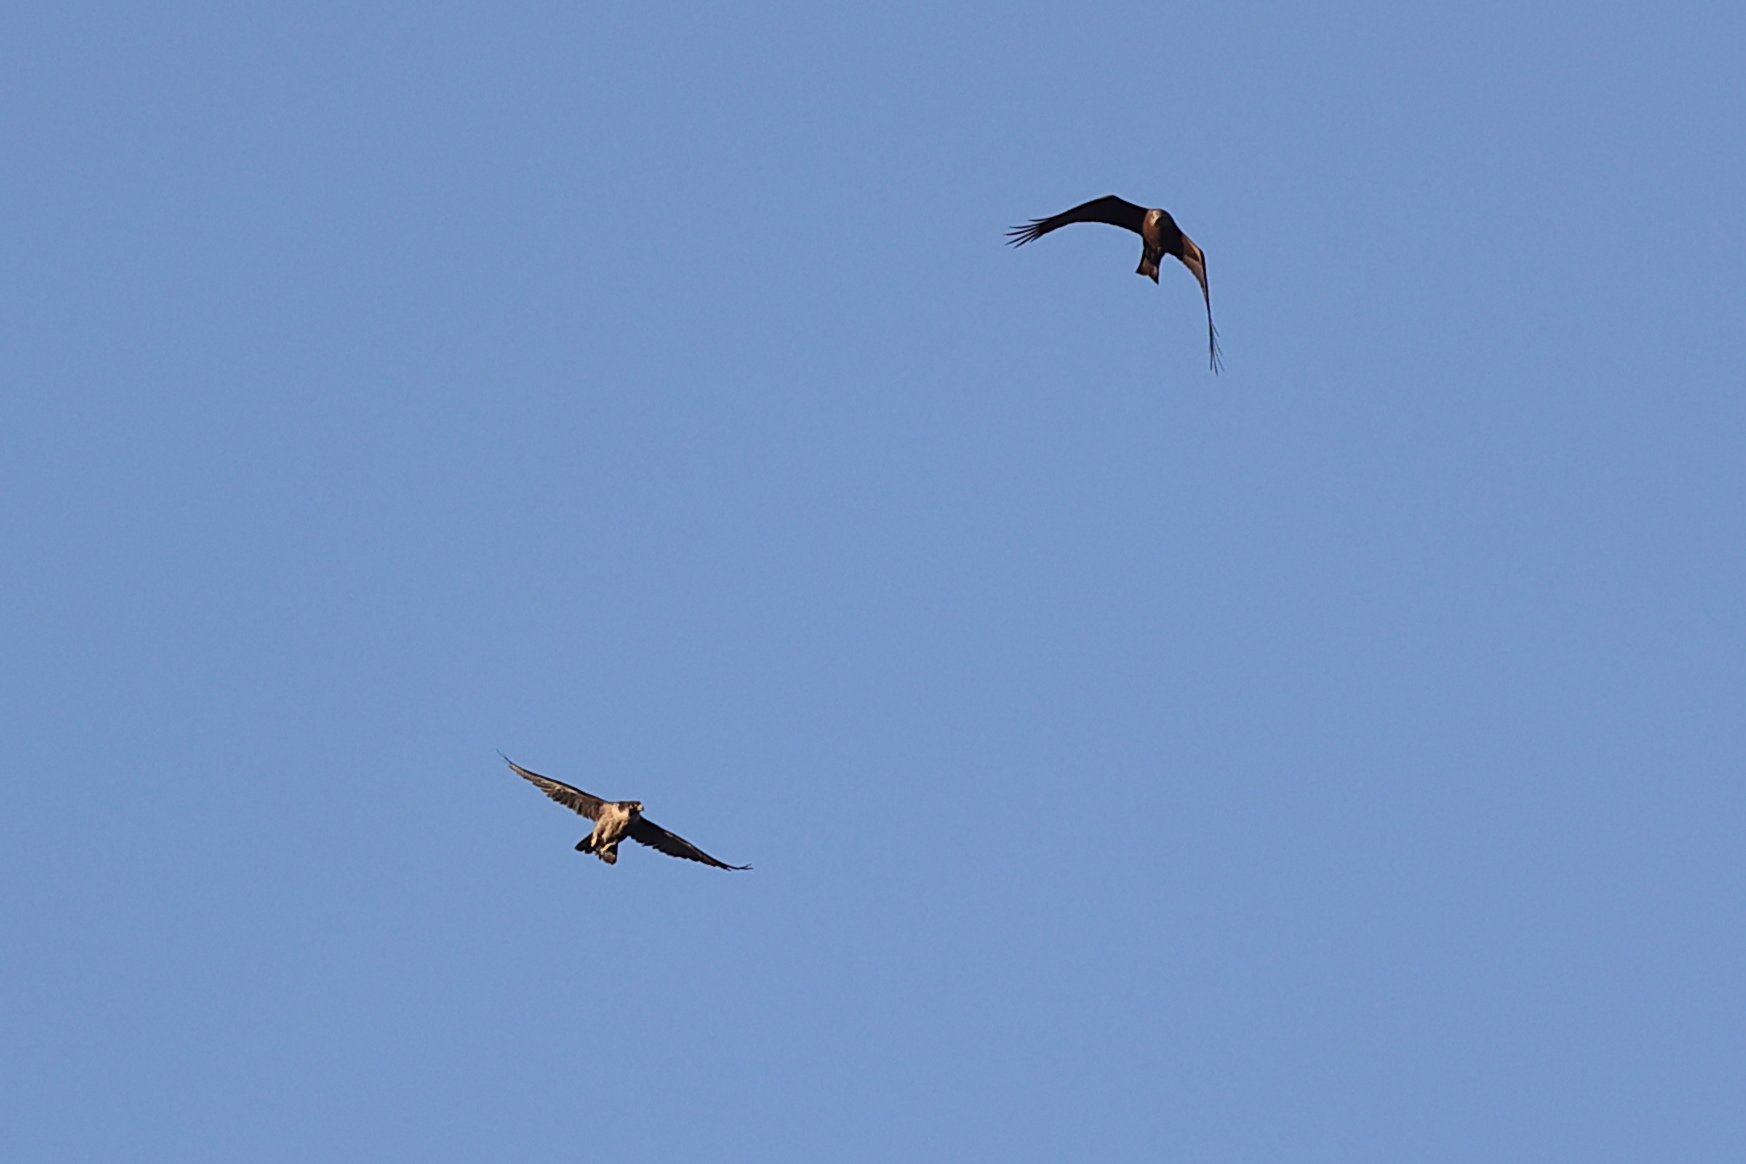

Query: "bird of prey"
left=502, top=754, right=750, bottom=870
left=1007, top=195, right=1222, bottom=372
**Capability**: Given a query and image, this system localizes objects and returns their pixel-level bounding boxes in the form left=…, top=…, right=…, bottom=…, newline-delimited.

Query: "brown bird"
left=1007, top=195, right=1222, bottom=372
left=502, top=754, right=750, bottom=871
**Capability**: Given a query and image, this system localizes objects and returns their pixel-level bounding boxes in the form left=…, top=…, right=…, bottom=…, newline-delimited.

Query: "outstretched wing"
left=629, top=817, right=751, bottom=871
left=1006, top=195, right=1149, bottom=246
left=1176, top=240, right=1224, bottom=374
left=501, top=753, right=606, bottom=821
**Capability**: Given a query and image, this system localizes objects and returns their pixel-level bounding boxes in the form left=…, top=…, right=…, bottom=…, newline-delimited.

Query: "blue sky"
left=5, top=2, right=1743, bottom=1159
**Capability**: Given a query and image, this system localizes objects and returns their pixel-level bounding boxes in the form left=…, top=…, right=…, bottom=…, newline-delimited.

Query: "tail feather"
left=1137, top=255, right=1160, bottom=282
left=576, top=836, right=618, bottom=863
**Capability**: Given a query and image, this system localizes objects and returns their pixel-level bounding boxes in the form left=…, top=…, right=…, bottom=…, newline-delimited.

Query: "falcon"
left=501, top=754, right=750, bottom=870
left=1007, top=195, right=1223, bottom=372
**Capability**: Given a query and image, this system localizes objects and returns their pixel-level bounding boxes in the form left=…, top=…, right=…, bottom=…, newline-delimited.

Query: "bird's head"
left=627, top=801, right=645, bottom=815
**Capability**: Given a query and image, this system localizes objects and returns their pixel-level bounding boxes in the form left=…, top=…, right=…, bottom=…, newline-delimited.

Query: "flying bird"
left=1007, top=195, right=1222, bottom=372
left=502, top=754, right=751, bottom=871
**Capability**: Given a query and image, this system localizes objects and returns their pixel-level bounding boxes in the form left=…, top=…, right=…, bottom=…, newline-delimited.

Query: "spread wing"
left=628, top=817, right=751, bottom=870
left=501, top=753, right=605, bottom=821
left=1176, top=240, right=1223, bottom=373
left=1006, top=195, right=1148, bottom=246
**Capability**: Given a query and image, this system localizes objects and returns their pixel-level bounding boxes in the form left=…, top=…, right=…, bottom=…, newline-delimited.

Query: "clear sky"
left=6, top=2, right=1743, bottom=1159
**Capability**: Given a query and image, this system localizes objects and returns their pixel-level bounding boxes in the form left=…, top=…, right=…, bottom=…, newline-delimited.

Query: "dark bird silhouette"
left=502, top=754, right=751, bottom=870
left=1008, top=195, right=1222, bottom=372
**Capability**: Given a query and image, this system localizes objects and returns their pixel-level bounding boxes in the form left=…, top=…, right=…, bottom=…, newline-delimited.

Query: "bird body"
left=1135, top=207, right=1182, bottom=283
left=576, top=799, right=641, bottom=864
left=1008, top=195, right=1221, bottom=372
left=502, top=754, right=750, bottom=871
